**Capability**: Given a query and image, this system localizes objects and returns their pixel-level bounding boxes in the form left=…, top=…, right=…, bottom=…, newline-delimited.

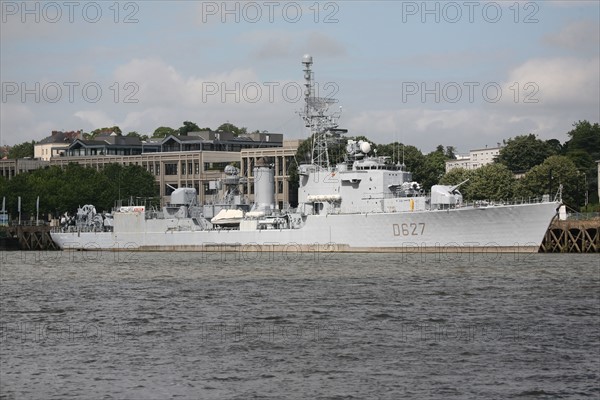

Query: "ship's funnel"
left=252, top=158, right=275, bottom=214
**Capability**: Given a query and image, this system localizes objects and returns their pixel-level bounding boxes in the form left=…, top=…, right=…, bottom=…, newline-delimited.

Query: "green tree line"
left=0, top=164, right=158, bottom=220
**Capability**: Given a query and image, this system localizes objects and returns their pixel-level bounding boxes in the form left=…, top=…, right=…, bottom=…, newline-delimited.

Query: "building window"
left=204, top=161, right=230, bottom=171
left=194, top=162, right=199, bottom=175
left=165, top=163, right=178, bottom=175
left=181, top=162, right=186, bottom=175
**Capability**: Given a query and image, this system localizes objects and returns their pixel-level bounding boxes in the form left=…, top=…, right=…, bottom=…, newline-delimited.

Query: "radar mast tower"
left=300, top=54, right=341, bottom=169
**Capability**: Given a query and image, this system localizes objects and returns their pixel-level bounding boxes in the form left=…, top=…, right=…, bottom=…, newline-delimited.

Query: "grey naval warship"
left=51, top=55, right=559, bottom=253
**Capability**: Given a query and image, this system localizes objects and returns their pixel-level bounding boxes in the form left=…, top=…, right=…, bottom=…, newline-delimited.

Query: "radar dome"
left=302, top=54, right=313, bottom=64
left=360, top=142, right=371, bottom=154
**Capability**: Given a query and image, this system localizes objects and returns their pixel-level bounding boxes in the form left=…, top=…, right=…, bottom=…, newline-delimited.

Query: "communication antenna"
left=300, top=54, right=342, bottom=169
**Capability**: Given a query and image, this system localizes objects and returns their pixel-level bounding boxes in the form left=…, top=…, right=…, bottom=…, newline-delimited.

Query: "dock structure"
left=0, top=224, right=58, bottom=251
left=540, top=219, right=600, bottom=253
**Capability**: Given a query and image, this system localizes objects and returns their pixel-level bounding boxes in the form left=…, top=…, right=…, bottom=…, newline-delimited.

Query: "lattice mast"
left=300, top=54, right=341, bottom=169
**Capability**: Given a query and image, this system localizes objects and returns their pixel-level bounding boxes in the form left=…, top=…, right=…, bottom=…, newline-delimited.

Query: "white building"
left=446, top=146, right=502, bottom=172
left=34, top=131, right=81, bottom=161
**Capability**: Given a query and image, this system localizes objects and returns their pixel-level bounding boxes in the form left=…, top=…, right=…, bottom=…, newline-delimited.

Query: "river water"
left=1, top=251, right=598, bottom=399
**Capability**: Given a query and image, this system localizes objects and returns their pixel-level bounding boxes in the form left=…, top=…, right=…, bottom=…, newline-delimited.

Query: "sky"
left=1, top=0, right=599, bottom=154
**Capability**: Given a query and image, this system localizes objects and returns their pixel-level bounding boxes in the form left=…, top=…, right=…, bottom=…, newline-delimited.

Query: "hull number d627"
left=393, top=223, right=425, bottom=236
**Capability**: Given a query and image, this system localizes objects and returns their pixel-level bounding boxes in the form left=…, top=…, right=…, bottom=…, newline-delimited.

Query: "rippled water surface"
left=1, top=251, right=599, bottom=399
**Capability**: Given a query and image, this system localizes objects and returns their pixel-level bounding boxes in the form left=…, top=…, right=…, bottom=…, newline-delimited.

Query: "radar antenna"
left=300, top=54, right=343, bottom=169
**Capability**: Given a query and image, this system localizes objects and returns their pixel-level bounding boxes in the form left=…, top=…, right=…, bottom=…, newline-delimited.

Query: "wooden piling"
left=0, top=225, right=58, bottom=251
left=539, top=219, right=600, bottom=253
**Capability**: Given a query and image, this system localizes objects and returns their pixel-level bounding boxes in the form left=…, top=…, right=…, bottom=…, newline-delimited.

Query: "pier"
left=0, top=223, right=58, bottom=251
left=540, top=218, right=600, bottom=253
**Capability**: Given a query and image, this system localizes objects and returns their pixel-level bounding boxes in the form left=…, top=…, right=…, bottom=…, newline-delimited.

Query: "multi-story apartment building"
left=445, top=146, right=502, bottom=172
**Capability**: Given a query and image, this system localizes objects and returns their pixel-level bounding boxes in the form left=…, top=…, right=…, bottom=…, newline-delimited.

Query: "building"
left=161, top=131, right=283, bottom=152
left=446, top=146, right=502, bottom=172
left=445, top=155, right=470, bottom=171
left=50, top=130, right=294, bottom=205
left=0, top=158, right=49, bottom=180
left=48, top=150, right=241, bottom=204
left=65, top=132, right=161, bottom=157
left=34, top=130, right=82, bottom=161
left=2, top=128, right=302, bottom=206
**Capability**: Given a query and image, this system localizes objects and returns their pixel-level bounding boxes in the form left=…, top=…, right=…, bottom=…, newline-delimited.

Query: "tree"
left=440, top=164, right=515, bottom=201
left=439, top=168, right=474, bottom=199
left=0, top=163, right=158, bottom=219
left=374, top=141, right=399, bottom=161
left=178, top=121, right=201, bottom=136
left=126, top=131, right=149, bottom=141
left=99, top=163, right=158, bottom=209
left=546, top=139, right=563, bottom=154
left=468, top=163, right=516, bottom=200
left=515, top=155, right=582, bottom=207
left=152, top=126, right=176, bottom=138
left=217, top=122, right=247, bottom=136
left=444, top=146, right=456, bottom=159
left=495, top=134, right=556, bottom=173
left=415, top=145, right=447, bottom=190
left=90, top=126, right=122, bottom=138
left=563, top=120, right=600, bottom=159
left=401, top=145, right=426, bottom=178
left=0, top=146, right=9, bottom=158
left=563, top=120, right=600, bottom=204
left=8, top=141, right=35, bottom=159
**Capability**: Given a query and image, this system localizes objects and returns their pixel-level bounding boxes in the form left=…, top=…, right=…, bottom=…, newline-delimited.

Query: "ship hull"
left=50, top=202, right=559, bottom=253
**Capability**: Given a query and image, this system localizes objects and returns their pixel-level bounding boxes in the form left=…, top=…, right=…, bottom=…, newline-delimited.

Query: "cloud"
left=499, top=56, right=600, bottom=108
left=103, top=57, right=307, bottom=135
left=0, top=104, right=55, bottom=144
left=74, top=110, right=115, bottom=129
left=542, top=20, right=600, bottom=52
left=345, top=107, right=563, bottom=154
left=301, top=32, right=347, bottom=57
left=241, top=30, right=346, bottom=60
left=343, top=55, right=599, bottom=152
left=546, top=1, right=599, bottom=7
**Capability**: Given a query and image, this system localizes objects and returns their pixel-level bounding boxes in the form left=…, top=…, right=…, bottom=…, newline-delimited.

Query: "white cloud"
left=0, top=104, right=56, bottom=144
left=104, top=57, right=308, bottom=135
left=498, top=56, right=599, bottom=108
